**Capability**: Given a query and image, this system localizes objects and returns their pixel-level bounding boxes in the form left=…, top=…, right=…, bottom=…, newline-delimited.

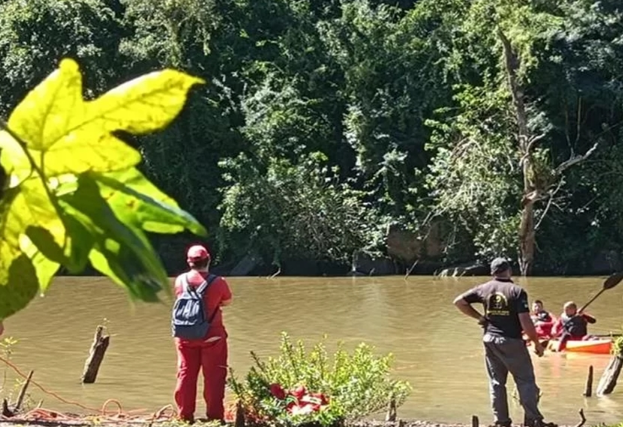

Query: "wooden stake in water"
left=386, top=396, right=397, bottom=421
left=81, top=325, right=110, bottom=384
left=583, top=365, right=593, bottom=397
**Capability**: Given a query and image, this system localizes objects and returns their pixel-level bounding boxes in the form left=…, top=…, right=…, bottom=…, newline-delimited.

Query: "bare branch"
left=404, top=259, right=419, bottom=281
left=526, top=133, right=547, bottom=153
left=535, top=179, right=565, bottom=231
left=574, top=408, right=586, bottom=427
left=554, top=142, right=598, bottom=176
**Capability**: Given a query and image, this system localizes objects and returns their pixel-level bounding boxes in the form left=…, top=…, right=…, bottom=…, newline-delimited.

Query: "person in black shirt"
left=453, top=258, right=556, bottom=427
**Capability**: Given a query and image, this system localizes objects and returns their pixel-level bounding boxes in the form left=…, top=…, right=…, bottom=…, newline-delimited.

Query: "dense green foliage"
left=228, top=332, right=410, bottom=426
left=1, top=0, right=623, bottom=274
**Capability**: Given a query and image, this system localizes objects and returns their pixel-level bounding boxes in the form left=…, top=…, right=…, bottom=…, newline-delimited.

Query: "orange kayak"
left=546, top=338, right=612, bottom=354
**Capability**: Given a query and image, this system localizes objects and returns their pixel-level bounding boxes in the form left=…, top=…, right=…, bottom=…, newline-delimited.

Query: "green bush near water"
left=614, top=336, right=623, bottom=356
left=228, top=332, right=411, bottom=427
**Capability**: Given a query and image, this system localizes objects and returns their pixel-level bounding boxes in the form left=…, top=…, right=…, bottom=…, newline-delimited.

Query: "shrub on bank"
left=227, top=333, right=411, bottom=427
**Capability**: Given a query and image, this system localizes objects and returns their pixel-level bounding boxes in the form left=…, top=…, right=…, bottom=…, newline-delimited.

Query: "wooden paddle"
left=555, top=272, right=623, bottom=352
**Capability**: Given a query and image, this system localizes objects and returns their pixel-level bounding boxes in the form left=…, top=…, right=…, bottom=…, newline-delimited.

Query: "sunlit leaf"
left=14, top=178, right=66, bottom=290
left=88, top=238, right=166, bottom=303
left=0, top=188, right=40, bottom=318
left=91, top=68, right=205, bottom=135
left=92, top=168, right=207, bottom=236
left=59, top=175, right=169, bottom=301
left=3, top=58, right=203, bottom=180
left=0, top=254, right=39, bottom=320
left=0, top=58, right=204, bottom=317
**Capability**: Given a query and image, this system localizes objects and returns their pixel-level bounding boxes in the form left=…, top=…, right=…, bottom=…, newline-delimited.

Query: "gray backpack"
left=171, top=274, right=218, bottom=340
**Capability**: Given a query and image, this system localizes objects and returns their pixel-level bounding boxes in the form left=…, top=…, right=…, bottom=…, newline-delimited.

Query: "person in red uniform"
left=551, top=301, right=596, bottom=340
left=173, top=245, right=233, bottom=423
left=531, top=300, right=555, bottom=339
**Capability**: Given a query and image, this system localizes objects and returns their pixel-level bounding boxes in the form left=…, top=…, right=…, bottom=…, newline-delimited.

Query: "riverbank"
left=0, top=420, right=596, bottom=427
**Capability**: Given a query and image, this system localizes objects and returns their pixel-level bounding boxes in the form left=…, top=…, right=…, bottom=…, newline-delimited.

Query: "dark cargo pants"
left=483, top=333, right=543, bottom=425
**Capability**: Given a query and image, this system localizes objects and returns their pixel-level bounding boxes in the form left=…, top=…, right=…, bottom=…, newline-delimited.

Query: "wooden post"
left=583, top=365, right=593, bottom=397
left=235, top=400, right=245, bottom=427
left=385, top=396, right=397, bottom=421
left=81, top=326, right=110, bottom=384
left=471, top=415, right=479, bottom=427
left=596, top=355, right=623, bottom=395
left=1, top=398, right=10, bottom=417
left=14, top=370, right=33, bottom=412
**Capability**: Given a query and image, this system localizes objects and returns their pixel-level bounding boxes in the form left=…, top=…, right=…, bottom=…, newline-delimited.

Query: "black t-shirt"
left=459, top=278, right=530, bottom=339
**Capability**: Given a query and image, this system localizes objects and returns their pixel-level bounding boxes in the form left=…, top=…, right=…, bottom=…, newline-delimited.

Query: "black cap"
left=491, top=257, right=510, bottom=275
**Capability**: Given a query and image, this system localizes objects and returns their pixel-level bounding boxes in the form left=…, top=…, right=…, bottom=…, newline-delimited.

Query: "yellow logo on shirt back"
left=486, top=292, right=510, bottom=316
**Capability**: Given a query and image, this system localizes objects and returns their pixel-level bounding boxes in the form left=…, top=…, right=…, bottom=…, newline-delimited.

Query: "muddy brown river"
left=2, top=276, right=623, bottom=425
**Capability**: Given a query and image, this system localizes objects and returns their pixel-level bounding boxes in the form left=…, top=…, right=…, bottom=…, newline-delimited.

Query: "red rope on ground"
left=0, top=355, right=179, bottom=423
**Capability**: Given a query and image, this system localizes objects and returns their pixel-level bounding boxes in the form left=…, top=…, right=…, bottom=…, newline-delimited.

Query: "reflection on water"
left=3, top=276, right=623, bottom=424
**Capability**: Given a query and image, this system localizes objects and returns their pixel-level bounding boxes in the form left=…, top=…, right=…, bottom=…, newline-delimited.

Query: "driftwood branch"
left=0, top=370, right=34, bottom=417
left=269, top=267, right=281, bottom=279
left=404, top=259, right=419, bottom=280
left=81, top=325, right=110, bottom=384
left=575, top=408, right=586, bottom=427
left=14, top=370, right=33, bottom=412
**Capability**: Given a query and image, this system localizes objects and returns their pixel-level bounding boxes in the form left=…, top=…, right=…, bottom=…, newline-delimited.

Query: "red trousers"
left=174, top=337, right=228, bottom=422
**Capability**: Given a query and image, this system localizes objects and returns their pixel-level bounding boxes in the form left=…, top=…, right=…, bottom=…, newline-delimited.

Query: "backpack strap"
left=183, top=274, right=220, bottom=324
left=181, top=274, right=193, bottom=295
left=196, top=274, right=218, bottom=295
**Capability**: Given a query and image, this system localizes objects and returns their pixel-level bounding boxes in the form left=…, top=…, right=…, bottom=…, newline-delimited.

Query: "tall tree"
left=427, top=0, right=600, bottom=274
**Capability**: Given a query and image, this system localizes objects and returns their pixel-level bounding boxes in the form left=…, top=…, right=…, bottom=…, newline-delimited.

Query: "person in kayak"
left=551, top=301, right=596, bottom=340
left=453, top=258, right=556, bottom=427
left=531, top=300, right=555, bottom=339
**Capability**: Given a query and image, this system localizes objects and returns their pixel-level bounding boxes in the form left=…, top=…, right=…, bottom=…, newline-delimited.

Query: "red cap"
left=186, top=245, right=210, bottom=262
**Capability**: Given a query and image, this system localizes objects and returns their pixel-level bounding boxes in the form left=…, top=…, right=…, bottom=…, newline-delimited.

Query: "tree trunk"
left=498, top=28, right=536, bottom=276
left=518, top=202, right=535, bottom=276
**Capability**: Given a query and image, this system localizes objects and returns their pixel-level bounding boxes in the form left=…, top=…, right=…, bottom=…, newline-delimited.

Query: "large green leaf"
left=92, top=168, right=207, bottom=236
left=0, top=254, right=40, bottom=320
left=0, top=58, right=204, bottom=318
left=1, top=58, right=203, bottom=180
left=0, top=187, right=41, bottom=318
left=59, top=175, right=169, bottom=302
left=14, top=178, right=64, bottom=290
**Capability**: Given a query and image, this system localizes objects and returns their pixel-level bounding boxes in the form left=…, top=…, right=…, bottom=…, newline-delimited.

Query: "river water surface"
left=3, top=276, right=623, bottom=425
